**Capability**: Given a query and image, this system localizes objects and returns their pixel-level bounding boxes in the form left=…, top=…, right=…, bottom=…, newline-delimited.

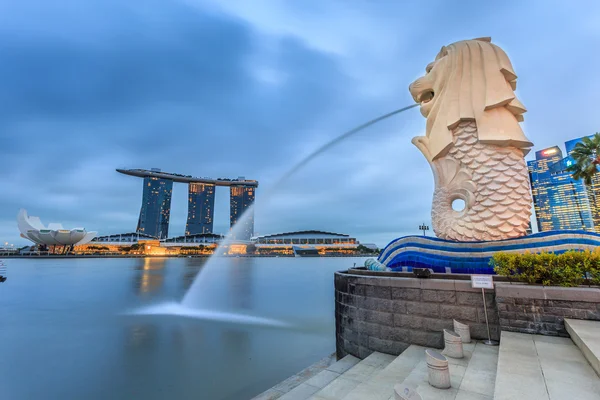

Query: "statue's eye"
left=426, top=62, right=435, bottom=74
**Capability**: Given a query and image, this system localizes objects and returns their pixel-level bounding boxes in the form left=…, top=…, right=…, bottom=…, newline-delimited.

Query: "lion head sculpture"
left=409, top=37, right=533, bottom=161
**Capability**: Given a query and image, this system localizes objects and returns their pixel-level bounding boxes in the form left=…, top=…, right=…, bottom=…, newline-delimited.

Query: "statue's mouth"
left=418, top=90, right=434, bottom=105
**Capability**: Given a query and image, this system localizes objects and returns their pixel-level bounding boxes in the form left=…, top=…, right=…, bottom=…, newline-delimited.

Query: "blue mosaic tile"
left=380, top=231, right=600, bottom=274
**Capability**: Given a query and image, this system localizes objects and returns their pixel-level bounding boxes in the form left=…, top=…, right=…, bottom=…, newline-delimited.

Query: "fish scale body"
left=431, top=121, right=532, bottom=241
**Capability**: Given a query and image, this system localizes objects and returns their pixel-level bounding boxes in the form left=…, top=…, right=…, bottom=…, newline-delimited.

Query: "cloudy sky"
left=2, top=0, right=599, bottom=247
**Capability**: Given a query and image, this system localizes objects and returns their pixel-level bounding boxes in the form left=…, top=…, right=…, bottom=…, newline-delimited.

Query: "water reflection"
left=126, top=323, right=158, bottom=349
left=228, top=258, right=254, bottom=311
left=182, top=258, right=207, bottom=291
left=221, top=328, right=251, bottom=357
left=133, top=258, right=166, bottom=295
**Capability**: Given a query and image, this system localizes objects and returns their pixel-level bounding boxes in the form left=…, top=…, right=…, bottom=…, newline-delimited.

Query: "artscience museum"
left=17, top=209, right=97, bottom=246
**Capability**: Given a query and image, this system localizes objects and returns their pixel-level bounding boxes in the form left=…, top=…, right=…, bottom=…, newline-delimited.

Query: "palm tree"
left=567, top=133, right=600, bottom=184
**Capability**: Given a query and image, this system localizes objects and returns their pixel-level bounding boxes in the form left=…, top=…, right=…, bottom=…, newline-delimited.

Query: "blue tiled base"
left=378, top=230, right=600, bottom=274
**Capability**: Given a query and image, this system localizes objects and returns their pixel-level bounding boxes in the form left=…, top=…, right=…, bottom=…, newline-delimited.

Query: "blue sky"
left=2, top=0, right=599, bottom=247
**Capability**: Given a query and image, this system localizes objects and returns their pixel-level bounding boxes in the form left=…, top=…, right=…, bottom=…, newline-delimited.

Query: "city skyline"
left=529, top=134, right=600, bottom=233
left=121, top=168, right=257, bottom=239
left=528, top=146, right=594, bottom=232
left=2, top=1, right=600, bottom=246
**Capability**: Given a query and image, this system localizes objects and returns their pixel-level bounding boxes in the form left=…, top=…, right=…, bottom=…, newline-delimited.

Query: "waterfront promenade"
left=254, top=320, right=600, bottom=400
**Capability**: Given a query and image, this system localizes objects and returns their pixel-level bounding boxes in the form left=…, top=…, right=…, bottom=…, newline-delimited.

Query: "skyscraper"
left=118, top=168, right=258, bottom=238
left=186, top=183, right=215, bottom=235
left=565, top=136, right=600, bottom=229
left=230, top=185, right=255, bottom=240
left=136, top=169, right=173, bottom=239
left=528, top=147, right=594, bottom=232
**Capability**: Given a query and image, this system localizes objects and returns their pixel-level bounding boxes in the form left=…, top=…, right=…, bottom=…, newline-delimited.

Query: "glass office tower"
left=136, top=172, right=173, bottom=239
left=565, top=136, right=600, bottom=230
left=230, top=185, right=255, bottom=240
left=185, top=183, right=215, bottom=235
left=528, top=146, right=594, bottom=232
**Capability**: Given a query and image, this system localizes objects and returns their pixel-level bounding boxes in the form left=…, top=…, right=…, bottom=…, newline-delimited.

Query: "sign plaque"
left=471, top=274, right=494, bottom=289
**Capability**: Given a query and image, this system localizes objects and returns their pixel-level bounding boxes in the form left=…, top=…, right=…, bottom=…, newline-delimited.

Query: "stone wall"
left=335, top=272, right=500, bottom=359
left=495, top=283, right=600, bottom=337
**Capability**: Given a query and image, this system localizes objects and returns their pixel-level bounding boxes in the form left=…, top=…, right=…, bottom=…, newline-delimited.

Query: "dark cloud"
left=0, top=0, right=363, bottom=243
left=2, top=0, right=600, bottom=246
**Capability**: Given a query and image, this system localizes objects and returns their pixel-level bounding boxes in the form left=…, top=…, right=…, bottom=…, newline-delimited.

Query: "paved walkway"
left=494, top=331, right=600, bottom=400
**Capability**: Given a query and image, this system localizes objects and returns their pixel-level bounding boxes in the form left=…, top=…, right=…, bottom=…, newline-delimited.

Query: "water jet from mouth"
left=174, top=103, right=419, bottom=321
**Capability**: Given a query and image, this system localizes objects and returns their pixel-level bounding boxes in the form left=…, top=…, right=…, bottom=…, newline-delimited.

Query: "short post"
left=418, top=223, right=429, bottom=236
left=394, top=384, right=422, bottom=400
left=426, top=349, right=451, bottom=389
left=471, top=274, right=499, bottom=346
left=453, top=320, right=471, bottom=343
left=443, top=329, right=464, bottom=358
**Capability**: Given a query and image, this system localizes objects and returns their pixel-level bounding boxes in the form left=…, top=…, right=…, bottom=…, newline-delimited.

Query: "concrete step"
left=494, top=331, right=600, bottom=400
left=494, top=331, right=549, bottom=400
left=335, top=345, right=425, bottom=400
left=565, top=318, right=600, bottom=377
left=399, top=341, right=498, bottom=400
left=308, top=342, right=498, bottom=400
left=252, top=354, right=357, bottom=400
left=306, top=352, right=397, bottom=400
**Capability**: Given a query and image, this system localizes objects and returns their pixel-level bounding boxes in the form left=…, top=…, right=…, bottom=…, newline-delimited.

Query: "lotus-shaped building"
left=17, top=209, right=97, bottom=246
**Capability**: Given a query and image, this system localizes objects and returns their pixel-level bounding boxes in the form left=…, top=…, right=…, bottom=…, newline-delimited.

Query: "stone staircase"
left=565, top=318, right=600, bottom=377
left=255, top=320, right=600, bottom=400
left=493, top=325, right=600, bottom=400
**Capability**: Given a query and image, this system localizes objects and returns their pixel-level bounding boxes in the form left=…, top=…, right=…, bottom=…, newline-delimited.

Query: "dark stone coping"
left=495, top=283, right=600, bottom=302
left=347, top=268, right=513, bottom=281
left=337, top=270, right=498, bottom=293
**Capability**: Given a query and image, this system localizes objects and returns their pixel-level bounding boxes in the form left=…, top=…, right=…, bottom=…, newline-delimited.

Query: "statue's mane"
left=426, top=37, right=533, bottom=160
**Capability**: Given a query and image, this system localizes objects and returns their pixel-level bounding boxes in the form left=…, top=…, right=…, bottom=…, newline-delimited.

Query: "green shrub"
left=490, top=250, right=600, bottom=287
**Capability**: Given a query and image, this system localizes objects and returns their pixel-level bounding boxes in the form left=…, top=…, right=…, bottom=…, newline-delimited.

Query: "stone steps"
left=257, top=323, right=600, bottom=400
left=565, top=318, right=600, bottom=377
left=307, top=352, right=396, bottom=400
left=493, top=331, right=549, bottom=400
left=306, top=342, right=498, bottom=400
left=493, top=331, right=600, bottom=400
left=252, top=354, right=357, bottom=400
left=333, top=345, right=425, bottom=400
left=397, top=341, right=498, bottom=400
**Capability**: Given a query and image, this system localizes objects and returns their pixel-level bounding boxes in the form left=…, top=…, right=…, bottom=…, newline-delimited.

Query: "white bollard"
left=453, top=319, right=471, bottom=343
left=394, top=384, right=422, bottom=400
left=426, top=349, right=451, bottom=389
left=443, top=329, right=464, bottom=359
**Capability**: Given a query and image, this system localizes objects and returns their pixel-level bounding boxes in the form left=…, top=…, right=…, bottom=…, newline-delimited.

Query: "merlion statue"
left=409, top=37, right=533, bottom=241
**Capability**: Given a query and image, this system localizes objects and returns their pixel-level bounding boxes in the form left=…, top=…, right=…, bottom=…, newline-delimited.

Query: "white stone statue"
left=409, top=37, right=533, bottom=241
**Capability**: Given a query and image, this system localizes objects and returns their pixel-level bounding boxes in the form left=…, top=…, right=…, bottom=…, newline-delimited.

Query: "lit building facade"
left=162, top=233, right=223, bottom=246
left=118, top=168, right=258, bottom=238
left=136, top=169, right=173, bottom=239
left=528, top=146, right=594, bottom=232
left=186, top=183, right=215, bottom=235
left=565, top=136, right=600, bottom=229
left=251, top=231, right=361, bottom=255
left=253, top=231, right=358, bottom=245
left=93, top=232, right=157, bottom=243
left=230, top=185, right=255, bottom=240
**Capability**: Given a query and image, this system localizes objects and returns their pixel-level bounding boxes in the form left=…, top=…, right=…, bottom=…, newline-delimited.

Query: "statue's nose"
left=408, top=79, right=422, bottom=103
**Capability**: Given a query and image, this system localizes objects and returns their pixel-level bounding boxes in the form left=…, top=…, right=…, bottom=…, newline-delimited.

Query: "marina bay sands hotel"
left=117, top=168, right=257, bottom=240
